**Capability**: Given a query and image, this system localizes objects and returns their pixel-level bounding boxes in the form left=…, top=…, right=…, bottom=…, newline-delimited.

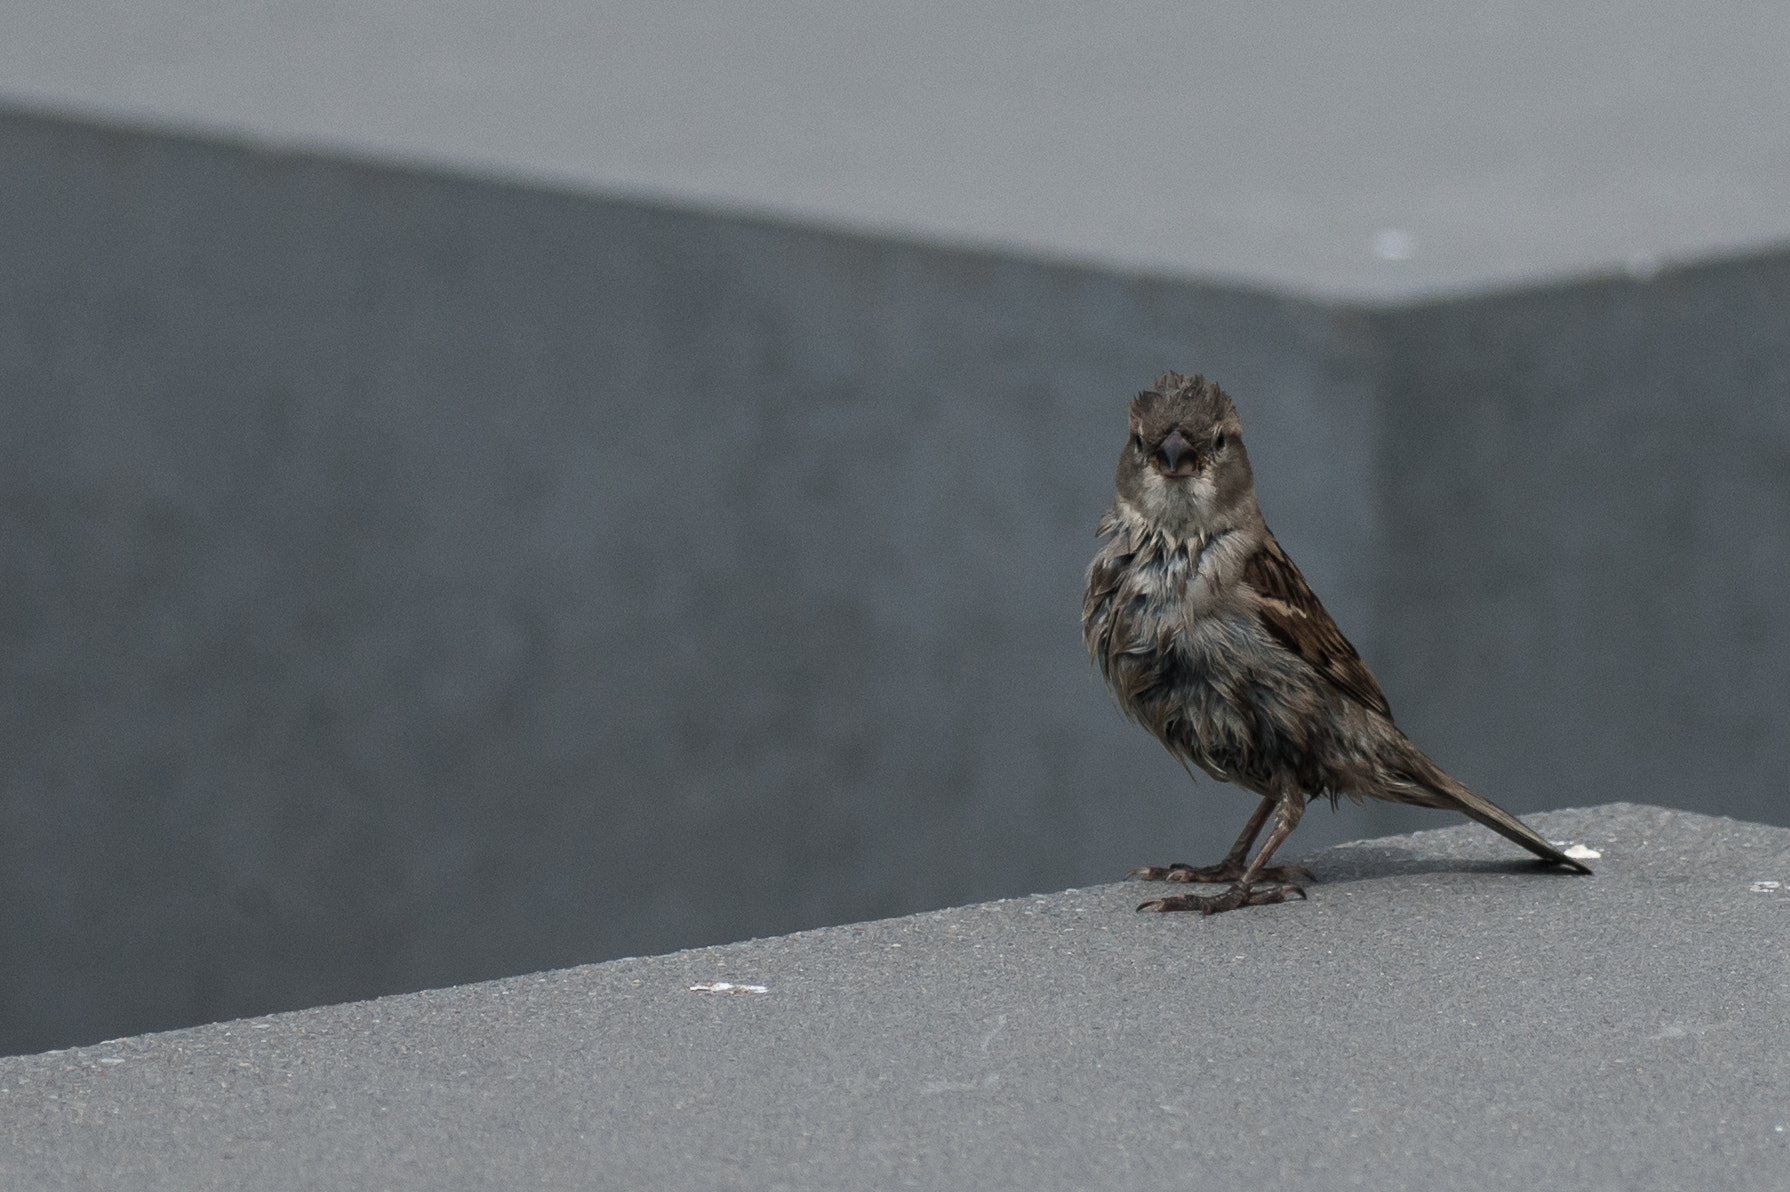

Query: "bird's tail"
left=1391, top=746, right=1592, bottom=875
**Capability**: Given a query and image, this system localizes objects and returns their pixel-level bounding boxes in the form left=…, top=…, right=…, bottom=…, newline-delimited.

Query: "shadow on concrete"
left=1306, top=847, right=1592, bottom=884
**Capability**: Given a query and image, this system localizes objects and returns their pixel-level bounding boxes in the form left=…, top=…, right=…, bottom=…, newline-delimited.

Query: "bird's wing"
left=1242, top=532, right=1394, bottom=720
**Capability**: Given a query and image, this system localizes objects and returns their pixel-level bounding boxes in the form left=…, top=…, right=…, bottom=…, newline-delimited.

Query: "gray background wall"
left=2, top=3, right=1788, bottom=1056
left=5, top=103, right=1788, bottom=1058
left=1371, top=261, right=1790, bottom=832
left=1, top=107, right=1393, bottom=1056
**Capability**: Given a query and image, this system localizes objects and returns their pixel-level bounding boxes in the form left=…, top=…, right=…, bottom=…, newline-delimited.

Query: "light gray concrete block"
left=3, top=805, right=1784, bottom=1191
left=4, top=1, right=1790, bottom=300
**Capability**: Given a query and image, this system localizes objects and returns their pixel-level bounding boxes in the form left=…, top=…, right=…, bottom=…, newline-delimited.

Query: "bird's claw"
left=1136, top=881, right=1307, bottom=915
left=1129, top=861, right=1313, bottom=885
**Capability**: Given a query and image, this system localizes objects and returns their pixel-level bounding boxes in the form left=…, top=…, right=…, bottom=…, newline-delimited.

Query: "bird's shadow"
left=1301, top=846, right=1588, bottom=885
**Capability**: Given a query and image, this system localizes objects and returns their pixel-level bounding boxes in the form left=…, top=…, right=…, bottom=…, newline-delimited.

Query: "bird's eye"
left=1214, top=432, right=1227, bottom=451
left=1131, top=434, right=1145, bottom=452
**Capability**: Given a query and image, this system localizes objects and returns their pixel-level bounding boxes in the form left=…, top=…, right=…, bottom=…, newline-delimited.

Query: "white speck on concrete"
left=1372, top=229, right=1416, bottom=261
left=980, top=1015, right=1007, bottom=1053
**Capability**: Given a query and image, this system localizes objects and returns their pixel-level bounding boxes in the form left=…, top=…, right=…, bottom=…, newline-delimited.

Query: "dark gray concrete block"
left=3, top=805, right=1786, bottom=1190
left=1369, top=257, right=1790, bottom=835
left=0, top=106, right=1384, bottom=1057
left=6, top=105, right=1790, bottom=1060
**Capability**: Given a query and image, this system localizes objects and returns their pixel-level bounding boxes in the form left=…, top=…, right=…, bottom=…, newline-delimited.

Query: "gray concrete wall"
left=0, top=106, right=1385, bottom=1056
left=1369, top=258, right=1790, bottom=832
left=5, top=105, right=1788, bottom=1057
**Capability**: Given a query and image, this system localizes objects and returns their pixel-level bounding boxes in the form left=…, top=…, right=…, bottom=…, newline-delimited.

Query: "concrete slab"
left=7, top=105, right=1790, bottom=1060
left=5, top=803, right=1787, bottom=1190
left=2, top=2, right=1788, bottom=300
left=0, top=105, right=1387, bottom=1058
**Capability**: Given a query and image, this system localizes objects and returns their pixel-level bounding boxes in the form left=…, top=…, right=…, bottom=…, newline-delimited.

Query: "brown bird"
left=1083, top=372, right=1591, bottom=914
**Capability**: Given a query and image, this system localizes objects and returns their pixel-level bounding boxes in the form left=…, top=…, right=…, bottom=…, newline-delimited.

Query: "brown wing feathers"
left=1243, top=533, right=1394, bottom=720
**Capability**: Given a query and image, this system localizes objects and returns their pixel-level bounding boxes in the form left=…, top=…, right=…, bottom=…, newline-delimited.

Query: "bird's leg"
left=1128, top=796, right=1269, bottom=883
left=1139, top=793, right=1310, bottom=914
left=1127, top=795, right=1313, bottom=885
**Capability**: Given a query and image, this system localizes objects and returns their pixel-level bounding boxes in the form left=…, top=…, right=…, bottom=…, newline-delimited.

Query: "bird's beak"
left=1152, top=430, right=1200, bottom=477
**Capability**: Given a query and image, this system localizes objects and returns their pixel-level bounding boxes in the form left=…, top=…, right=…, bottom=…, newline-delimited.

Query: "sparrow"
left=1082, top=372, right=1591, bottom=914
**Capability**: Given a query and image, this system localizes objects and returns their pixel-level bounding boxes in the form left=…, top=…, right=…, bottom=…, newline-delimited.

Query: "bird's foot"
left=1136, top=881, right=1307, bottom=915
left=1128, top=860, right=1314, bottom=885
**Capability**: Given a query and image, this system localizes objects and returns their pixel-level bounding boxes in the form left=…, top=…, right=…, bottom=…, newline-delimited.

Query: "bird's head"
left=1114, top=372, right=1257, bottom=542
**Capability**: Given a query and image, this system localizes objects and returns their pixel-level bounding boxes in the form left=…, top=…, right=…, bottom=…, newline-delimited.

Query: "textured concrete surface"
left=5, top=805, right=1788, bottom=1191
left=3, top=1, right=1790, bottom=300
